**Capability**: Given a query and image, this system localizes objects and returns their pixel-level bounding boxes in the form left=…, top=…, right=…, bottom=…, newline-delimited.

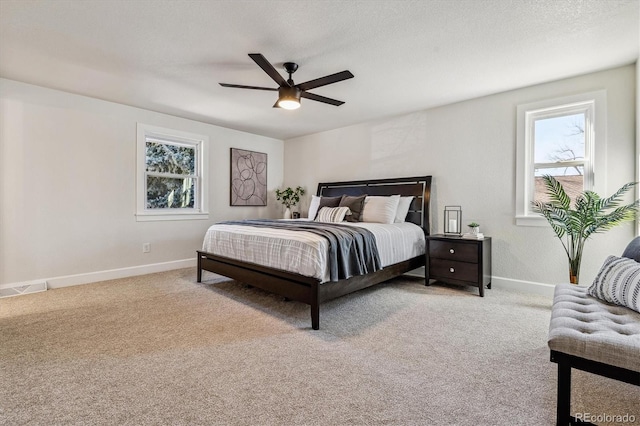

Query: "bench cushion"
left=548, top=283, right=640, bottom=372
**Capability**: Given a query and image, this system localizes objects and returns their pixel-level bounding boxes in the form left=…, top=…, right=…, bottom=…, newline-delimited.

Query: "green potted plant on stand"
left=275, top=186, right=305, bottom=219
left=532, top=175, right=638, bottom=284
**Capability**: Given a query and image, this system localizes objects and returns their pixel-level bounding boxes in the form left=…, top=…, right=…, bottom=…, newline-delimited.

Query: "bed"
left=197, top=175, right=432, bottom=329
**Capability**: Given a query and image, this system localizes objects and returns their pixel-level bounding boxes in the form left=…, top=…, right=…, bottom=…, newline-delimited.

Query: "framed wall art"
left=230, top=148, right=267, bottom=206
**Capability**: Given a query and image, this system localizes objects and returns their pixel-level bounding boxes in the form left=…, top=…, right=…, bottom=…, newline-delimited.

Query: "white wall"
left=0, top=78, right=283, bottom=287
left=284, top=65, right=636, bottom=288
left=637, top=59, right=640, bottom=235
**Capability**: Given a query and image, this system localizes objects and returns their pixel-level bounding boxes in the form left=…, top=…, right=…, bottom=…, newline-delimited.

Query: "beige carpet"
left=1, top=269, right=638, bottom=425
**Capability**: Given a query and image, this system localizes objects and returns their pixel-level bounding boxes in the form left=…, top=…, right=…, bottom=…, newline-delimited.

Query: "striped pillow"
left=588, top=255, right=640, bottom=313
left=315, top=206, right=351, bottom=223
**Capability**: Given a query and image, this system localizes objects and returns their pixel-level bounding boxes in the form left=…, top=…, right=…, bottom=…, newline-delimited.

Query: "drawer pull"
left=449, top=248, right=455, bottom=254
left=449, top=267, right=455, bottom=273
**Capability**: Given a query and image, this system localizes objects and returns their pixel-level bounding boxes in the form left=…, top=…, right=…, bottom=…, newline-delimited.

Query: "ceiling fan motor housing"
left=279, top=86, right=301, bottom=99
left=283, top=62, right=299, bottom=76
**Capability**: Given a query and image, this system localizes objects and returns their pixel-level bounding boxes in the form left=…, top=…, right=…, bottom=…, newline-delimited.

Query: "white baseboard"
left=1, top=262, right=557, bottom=298
left=404, top=267, right=557, bottom=297
left=404, top=266, right=426, bottom=278
left=491, top=276, right=556, bottom=297
left=0, top=258, right=196, bottom=291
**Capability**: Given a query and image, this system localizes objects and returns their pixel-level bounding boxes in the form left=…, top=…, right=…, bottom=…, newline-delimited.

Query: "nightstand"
left=426, top=234, right=492, bottom=297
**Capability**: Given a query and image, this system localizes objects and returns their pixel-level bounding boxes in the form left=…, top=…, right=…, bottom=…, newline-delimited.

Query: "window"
left=515, top=91, right=606, bottom=226
left=136, top=124, right=208, bottom=221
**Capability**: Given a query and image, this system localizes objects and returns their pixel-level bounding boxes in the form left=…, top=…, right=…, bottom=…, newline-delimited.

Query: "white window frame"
left=515, top=91, right=607, bottom=226
left=136, top=123, right=209, bottom=222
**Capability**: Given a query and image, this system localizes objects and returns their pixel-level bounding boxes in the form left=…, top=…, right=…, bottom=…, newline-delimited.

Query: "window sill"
left=136, top=212, right=209, bottom=222
left=515, top=215, right=548, bottom=227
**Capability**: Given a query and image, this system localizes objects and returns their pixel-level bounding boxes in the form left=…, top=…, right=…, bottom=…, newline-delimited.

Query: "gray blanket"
left=220, top=220, right=381, bottom=282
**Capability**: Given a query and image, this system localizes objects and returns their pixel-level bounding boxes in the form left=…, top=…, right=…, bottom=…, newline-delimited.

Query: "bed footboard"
left=197, top=251, right=424, bottom=330
left=197, top=251, right=321, bottom=329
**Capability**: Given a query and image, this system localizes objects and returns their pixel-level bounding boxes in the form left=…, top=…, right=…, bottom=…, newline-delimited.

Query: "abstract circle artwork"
left=230, top=148, right=267, bottom=206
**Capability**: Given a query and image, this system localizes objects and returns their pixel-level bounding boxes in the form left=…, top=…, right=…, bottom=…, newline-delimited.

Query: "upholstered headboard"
left=622, top=236, right=640, bottom=262
left=316, top=175, right=432, bottom=235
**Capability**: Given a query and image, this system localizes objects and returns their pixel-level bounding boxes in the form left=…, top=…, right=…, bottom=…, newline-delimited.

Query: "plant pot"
left=569, top=257, right=581, bottom=284
left=283, top=207, right=291, bottom=220
left=470, top=226, right=479, bottom=235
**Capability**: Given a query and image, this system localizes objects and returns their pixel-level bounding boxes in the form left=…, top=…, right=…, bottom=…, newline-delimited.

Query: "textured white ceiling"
left=1, top=0, right=638, bottom=140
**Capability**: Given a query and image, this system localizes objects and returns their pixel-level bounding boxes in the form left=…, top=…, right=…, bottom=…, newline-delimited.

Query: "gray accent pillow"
left=622, top=236, right=640, bottom=262
left=311, top=196, right=341, bottom=219
left=339, top=195, right=366, bottom=222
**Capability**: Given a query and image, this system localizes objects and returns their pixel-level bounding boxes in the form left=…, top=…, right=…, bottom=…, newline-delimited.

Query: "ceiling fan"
left=219, top=53, right=354, bottom=110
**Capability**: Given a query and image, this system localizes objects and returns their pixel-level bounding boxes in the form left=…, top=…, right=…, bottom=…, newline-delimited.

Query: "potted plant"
left=275, top=186, right=305, bottom=219
left=532, top=175, right=638, bottom=284
left=468, top=222, right=480, bottom=235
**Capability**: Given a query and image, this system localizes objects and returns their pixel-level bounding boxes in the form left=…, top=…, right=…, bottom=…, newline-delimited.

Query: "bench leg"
left=197, top=253, right=202, bottom=283
left=557, top=361, right=571, bottom=426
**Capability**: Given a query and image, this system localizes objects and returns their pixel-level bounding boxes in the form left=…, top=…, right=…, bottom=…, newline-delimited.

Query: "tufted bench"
left=548, top=238, right=640, bottom=426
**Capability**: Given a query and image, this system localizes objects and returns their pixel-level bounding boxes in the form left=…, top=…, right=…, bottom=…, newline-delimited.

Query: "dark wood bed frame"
left=197, top=175, right=432, bottom=330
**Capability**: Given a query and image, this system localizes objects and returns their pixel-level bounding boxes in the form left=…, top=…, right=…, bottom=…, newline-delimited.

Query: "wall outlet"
left=142, top=243, right=151, bottom=253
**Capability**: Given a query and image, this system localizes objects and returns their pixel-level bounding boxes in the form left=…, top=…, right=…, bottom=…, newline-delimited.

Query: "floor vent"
left=0, top=281, right=47, bottom=298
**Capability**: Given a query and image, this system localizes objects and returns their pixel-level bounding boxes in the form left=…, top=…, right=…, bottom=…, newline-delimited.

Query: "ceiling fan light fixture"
left=277, top=86, right=301, bottom=110
left=278, top=99, right=300, bottom=110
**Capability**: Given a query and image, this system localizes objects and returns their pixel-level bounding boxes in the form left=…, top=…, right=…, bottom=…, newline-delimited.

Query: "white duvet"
left=201, top=220, right=426, bottom=283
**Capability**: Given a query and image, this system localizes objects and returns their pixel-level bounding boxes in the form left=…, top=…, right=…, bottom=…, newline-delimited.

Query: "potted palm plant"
left=275, top=186, right=305, bottom=219
left=532, top=175, right=638, bottom=284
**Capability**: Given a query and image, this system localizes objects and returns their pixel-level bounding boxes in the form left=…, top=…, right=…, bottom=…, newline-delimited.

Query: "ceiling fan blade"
left=296, top=70, right=354, bottom=91
left=248, top=53, right=290, bottom=87
left=219, top=83, right=278, bottom=91
left=300, top=91, right=344, bottom=106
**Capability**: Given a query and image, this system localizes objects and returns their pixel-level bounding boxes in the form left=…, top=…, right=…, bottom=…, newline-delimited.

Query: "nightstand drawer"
left=429, top=259, right=478, bottom=283
left=429, top=240, right=478, bottom=263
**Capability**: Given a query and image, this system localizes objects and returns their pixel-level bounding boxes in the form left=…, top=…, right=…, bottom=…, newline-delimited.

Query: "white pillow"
left=307, top=195, right=321, bottom=219
left=394, top=196, right=414, bottom=223
left=362, top=195, right=401, bottom=224
left=315, top=206, right=351, bottom=223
